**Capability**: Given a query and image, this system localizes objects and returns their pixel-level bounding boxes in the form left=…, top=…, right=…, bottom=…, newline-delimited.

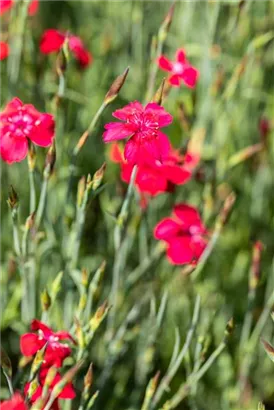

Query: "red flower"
left=158, top=48, right=199, bottom=88
left=20, top=320, right=75, bottom=368
left=0, top=98, right=55, bottom=164
left=0, top=41, right=9, bottom=60
left=25, top=367, right=75, bottom=410
left=103, top=101, right=172, bottom=165
left=110, top=143, right=198, bottom=196
left=0, top=0, right=39, bottom=15
left=40, top=29, right=92, bottom=68
left=0, top=392, right=28, bottom=410
left=154, top=203, right=208, bottom=265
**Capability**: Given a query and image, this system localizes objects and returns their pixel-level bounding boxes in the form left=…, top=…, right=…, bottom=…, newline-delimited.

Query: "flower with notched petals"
left=20, top=320, right=75, bottom=368
left=104, top=101, right=172, bottom=165
left=40, top=29, right=92, bottom=68
left=154, top=203, right=208, bottom=265
left=158, top=48, right=199, bottom=88
left=0, top=98, right=55, bottom=164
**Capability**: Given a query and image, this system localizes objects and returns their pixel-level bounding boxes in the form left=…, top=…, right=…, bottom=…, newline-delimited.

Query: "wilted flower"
left=157, top=48, right=199, bottom=88
left=154, top=203, right=208, bottom=265
left=103, top=101, right=172, bottom=165
left=110, top=143, right=200, bottom=196
left=40, top=29, right=92, bottom=68
left=20, top=320, right=75, bottom=368
left=0, top=41, right=9, bottom=60
left=0, top=0, right=39, bottom=15
left=0, top=392, right=28, bottom=410
left=0, top=98, right=55, bottom=164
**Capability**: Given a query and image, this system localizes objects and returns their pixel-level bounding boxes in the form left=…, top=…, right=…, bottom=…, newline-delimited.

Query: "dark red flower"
left=158, top=48, right=199, bottom=88
left=20, top=320, right=75, bottom=368
left=0, top=392, right=28, bottom=410
left=24, top=367, right=75, bottom=410
left=154, top=203, right=208, bottom=265
left=0, top=41, right=9, bottom=60
left=40, top=29, right=92, bottom=68
left=110, top=143, right=199, bottom=197
left=103, top=101, right=172, bottom=165
left=0, top=98, right=55, bottom=164
left=0, top=0, right=39, bottom=15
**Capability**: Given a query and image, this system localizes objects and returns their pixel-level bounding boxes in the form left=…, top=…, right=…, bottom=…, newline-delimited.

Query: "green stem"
left=3, top=370, right=14, bottom=396
left=35, top=166, right=50, bottom=230
left=29, top=170, right=36, bottom=214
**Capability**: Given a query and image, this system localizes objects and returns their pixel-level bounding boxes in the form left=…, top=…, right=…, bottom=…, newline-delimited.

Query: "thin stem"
left=11, top=210, right=21, bottom=257
left=28, top=170, right=36, bottom=214
left=35, top=166, right=50, bottom=230
left=152, top=295, right=201, bottom=408
left=3, top=370, right=14, bottom=396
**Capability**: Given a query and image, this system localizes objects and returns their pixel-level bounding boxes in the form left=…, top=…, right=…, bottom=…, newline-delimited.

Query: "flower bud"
left=219, top=192, right=236, bottom=226
left=41, top=289, right=51, bottom=311
left=7, top=185, right=19, bottom=210
left=28, top=141, right=36, bottom=171
left=75, top=318, right=85, bottom=349
left=224, top=317, right=234, bottom=340
left=92, top=162, right=106, bottom=191
left=152, top=78, right=166, bottom=105
left=159, top=2, right=175, bottom=42
left=261, top=338, right=274, bottom=362
left=104, top=67, right=130, bottom=105
left=89, top=301, right=110, bottom=334
left=83, top=362, right=93, bottom=399
left=27, top=379, right=40, bottom=400
left=77, top=176, right=86, bottom=207
left=249, top=241, right=263, bottom=290
left=44, top=140, right=56, bottom=177
left=81, top=268, right=89, bottom=287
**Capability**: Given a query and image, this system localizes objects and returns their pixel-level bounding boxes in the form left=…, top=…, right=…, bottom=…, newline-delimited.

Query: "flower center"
left=8, top=109, right=34, bottom=138
left=173, top=62, right=184, bottom=74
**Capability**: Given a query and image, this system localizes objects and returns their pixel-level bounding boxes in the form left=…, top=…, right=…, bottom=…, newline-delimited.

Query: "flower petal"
left=168, top=74, right=181, bottom=87
left=181, top=66, right=199, bottom=88
left=136, top=166, right=167, bottom=196
left=144, top=103, right=173, bottom=128
left=20, top=333, right=44, bottom=356
left=157, top=55, right=173, bottom=72
left=112, top=101, right=143, bottom=121
left=0, top=97, right=23, bottom=119
left=154, top=217, right=181, bottom=241
left=162, top=164, right=192, bottom=185
left=0, top=41, right=9, bottom=60
left=28, top=113, right=55, bottom=147
left=176, top=48, right=186, bottom=64
left=0, top=132, right=28, bottom=164
left=166, top=236, right=195, bottom=265
left=109, top=142, right=124, bottom=163
left=103, top=122, right=132, bottom=142
left=40, top=29, right=65, bottom=54
left=69, top=35, right=92, bottom=68
left=28, top=0, right=38, bottom=16
left=0, top=0, right=13, bottom=15
left=173, top=203, right=204, bottom=231
left=31, top=319, right=53, bottom=337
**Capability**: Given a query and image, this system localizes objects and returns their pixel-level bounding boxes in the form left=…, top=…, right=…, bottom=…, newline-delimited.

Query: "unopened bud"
left=159, top=2, right=175, bottom=41
left=249, top=241, right=263, bottom=290
left=89, top=301, right=110, bottom=333
left=41, top=289, right=51, bottom=311
left=7, top=185, right=19, bottom=210
left=152, top=78, right=166, bottom=105
left=84, top=363, right=93, bottom=398
left=104, top=67, right=129, bottom=105
left=225, top=317, right=234, bottom=339
left=27, top=378, right=40, bottom=399
left=92, top=163, right=106, bottom=191
left=261, top=338, right=274, bottom=362
left=29, top=343, right=47, bottom=381
left=219, top=192, right=236, bottom=226
left=78, top=293, right=87, bottom=313
left=86, top=173, right=93, bottom=191
left=75, top=318, right=85, bottom=349
left=45, top=141, right=56, bottom=177
left=77, top=176, right=86, bottom=207
left=25, top=212, right=35, bottom=230
left=51, top=271, right=63, bottom=301
left=81, top=268, right=89, bottom=287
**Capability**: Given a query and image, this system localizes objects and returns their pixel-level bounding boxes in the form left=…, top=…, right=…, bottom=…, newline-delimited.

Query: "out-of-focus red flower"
left=0, top=98, right=55, bottom=164
left=40, top=29, right=92, bottom=68
left=24, top=367, right=75, bottom=410
left=0, top=392, right=28, bottom=410
left=154, top=203, right=208, bottom=265
left=103, top=101, right=173, bottom=165
left=158, top=48, right=199, bottom=88
left=20, top=319, right=75, bottom=368
left=0, top=0, right=39, bottom=15
left=110, top=143, right=199, bottom=197
left=0, top=41, right=9, bottom=60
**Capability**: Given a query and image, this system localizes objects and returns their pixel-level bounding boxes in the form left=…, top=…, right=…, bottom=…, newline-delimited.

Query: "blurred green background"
left=1, top=1, right=274, bottom=409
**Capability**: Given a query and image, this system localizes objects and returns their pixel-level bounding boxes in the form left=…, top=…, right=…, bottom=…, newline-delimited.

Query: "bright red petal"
left=110, top=143, right=124, bottom=163
left=120, top=162, right=134, bottom=183
left=31, top=319, right=53, bottom=337
left=144, top=103, right=173, bottom=128
left=168, top=74, right=181, bottom=87
left=0, top=392, right=27, bottom=410
left=157, top=55, right=173, bottom=72
left=181, top=66, right=199, bottom=88
left=0, top=132, right=28, bottom=164
left=0, top=41, right=9, bottom=60
left=20, top=333, right=43, bottom=356
left=55, top=331, right=76, bottom=344
left=166, top=236, right=195, bottom=265
left=51, top=373, right=76, bottom=399
left=28, top=0, right=38, bottom=15
left=154, top=218, right=181, bottom=241
left=124, top=137, right=140, bottom=164
left=69, top=35, right=92, bottom=68
left=103, top=122, right=133, bottom=142
left=0, top=97, right=23, bottom=118
left=112, top=101, right=143, bottom=121
left=136, top=166, right=167, bottom=196
left=29, top=113, right=55, bottom=147
left=162, top=164, right=191, bottom=185
left=157, top=131, right=171, bottom=161
left=40, top=29, right=65, bottom=54
left=0, top=0, right=13, bottom=15
left=173, top=203, right=204, bottom=231
left=176, top=48, right=186, bottom=64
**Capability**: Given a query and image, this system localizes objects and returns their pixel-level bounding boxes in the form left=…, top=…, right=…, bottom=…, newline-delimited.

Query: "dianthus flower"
left=24, top=367, right=75, bottom=410
left=154, top=203, right=208, bottom=265
left=0, top=98, right=55, bottom=164
left=40, top=29, right=92, bottom=68
left=157, top=48, right=199, bottom=88
left=0, top=0, right=38, bottom=15
left=103, top=101, right=172, bottom=165
left=0, top=392, right=28, bottom=410
left=110, top=143, right=200, bottom=196
left=20, top=320, right=75, bottom=368
left=0, top=41, right=9, bottom=60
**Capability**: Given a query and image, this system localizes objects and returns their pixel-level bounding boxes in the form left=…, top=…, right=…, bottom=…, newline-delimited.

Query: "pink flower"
left=154, top=203, right=208, bottom=265
left=110, top=143, right=198, bottom=196
left=103, top=101, right=173, bottom=165
left=0, top=98, right=55, bottom=164
left=0, top=0, right=39, bottom=15
left=20, top=319, right=75, bottom=368
left=0, top=41, right=9, bottom=60
left=158, top=48, right=199, bottom=88
left=0, top=392, right=28, bottom=410
left=40, top=29, right=92, bottom=68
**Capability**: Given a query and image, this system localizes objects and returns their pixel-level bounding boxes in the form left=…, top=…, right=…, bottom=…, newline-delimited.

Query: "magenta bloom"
left=0, top=41, right=9, bottom=60
left=103, top=101, right=173, bottom=165
left=154, top=203, right=208, bottom=265
left=20, top=319, right=75, bottom=368
left=158, top=48, right=199, bottom=88
left=40, top=29, right=92, bottom=68
left=0, top=98, right=55, bottom=164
